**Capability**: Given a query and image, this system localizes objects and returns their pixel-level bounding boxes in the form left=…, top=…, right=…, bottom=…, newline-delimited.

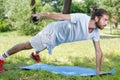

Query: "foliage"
left=4, top=0, right=32, bottom=29
left=34, top=0, right=56, bottom=13
left=41, top=0, right=63, bottom=12
left=83, top=0, right=98, bottom=14
left=70, top=0, right=98, bottom=15
left=41, top=4, right=55, bottom=12
left=97, top=0, right=120, bottom=22
left=1, top=0, right=120, bottom=35
left=0, top=0, right=5, bottom=19
left=20, top=19, right=53, bottom=35
left=70, top=2, right=86, bottom=13
left=0, top=19, right=11, bottom=32
left=2, top=0, right=58, bottom=35
left=3, top=0, right=44, bottom=35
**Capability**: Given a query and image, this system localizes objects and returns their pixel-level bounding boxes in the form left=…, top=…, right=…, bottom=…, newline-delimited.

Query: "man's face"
left=95, top=15, right=109, bottom=30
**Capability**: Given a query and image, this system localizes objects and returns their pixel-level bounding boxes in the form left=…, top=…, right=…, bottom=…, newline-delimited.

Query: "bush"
left=70, top=2, right=86, bottom=13
left=19, top=23, right=40, bottom=36
left=4, top=0, right=32, bottom=32
left=20, top=19, right=53, bottom=36
left=0, top=19, right=11, bottom=32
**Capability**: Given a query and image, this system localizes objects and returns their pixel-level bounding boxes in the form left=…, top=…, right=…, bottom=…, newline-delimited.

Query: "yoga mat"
left=21, top=63, right=115, bottom=76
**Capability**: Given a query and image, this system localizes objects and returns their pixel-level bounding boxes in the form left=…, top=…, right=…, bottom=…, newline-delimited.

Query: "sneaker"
left=31, top=52, right=41, bottom=63
left=0, top=59, right=5, bottom=72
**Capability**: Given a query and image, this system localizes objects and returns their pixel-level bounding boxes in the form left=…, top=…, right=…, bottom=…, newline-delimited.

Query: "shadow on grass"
left=68, top=53, right=120, bottom=71
left=102, top=54, right=120, bottom=72
left=100, top=35, right=120, bottom=39
left=3, top=55, right=35, bottom=71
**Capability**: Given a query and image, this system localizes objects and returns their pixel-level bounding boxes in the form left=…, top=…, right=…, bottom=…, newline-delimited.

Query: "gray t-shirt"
left=53, top=13, right=100, bottom=44
left=30, top=13, right=100, bottom=54
left=45, top=13, right=100, bottom=53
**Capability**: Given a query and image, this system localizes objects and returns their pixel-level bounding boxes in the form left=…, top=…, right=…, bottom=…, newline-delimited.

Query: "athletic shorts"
left=29, top=25, right=57, bottom=54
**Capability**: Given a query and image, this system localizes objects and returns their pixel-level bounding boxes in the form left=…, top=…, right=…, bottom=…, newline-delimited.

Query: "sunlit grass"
left=0, top=30, right=120, bottom=80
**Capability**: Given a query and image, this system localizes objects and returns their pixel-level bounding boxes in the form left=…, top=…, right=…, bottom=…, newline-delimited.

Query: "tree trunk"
left=30, top=0, right=36, bottom=14
left=63, top=0, right=72, bottom=14
left=30, top=0, right=36, bottom=23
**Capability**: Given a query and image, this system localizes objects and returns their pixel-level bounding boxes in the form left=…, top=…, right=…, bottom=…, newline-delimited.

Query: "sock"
left=0, top=56, right=4, bottom=60
left=0, top=52, right=9, bottom=60
left=5, top=52, right=9, bottom=57
left=33, top=51, right=37, bottom=55
left=34, top=51, right=39, bottom=55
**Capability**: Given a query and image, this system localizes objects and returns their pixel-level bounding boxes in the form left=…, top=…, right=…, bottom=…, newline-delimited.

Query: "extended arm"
left=32, top=12, right=71, bottom=21
left=93, top=40, right=103, bottom=74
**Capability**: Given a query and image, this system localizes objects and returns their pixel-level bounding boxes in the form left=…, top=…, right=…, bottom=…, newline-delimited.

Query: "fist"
left=31, top=15, right=39, bottom=22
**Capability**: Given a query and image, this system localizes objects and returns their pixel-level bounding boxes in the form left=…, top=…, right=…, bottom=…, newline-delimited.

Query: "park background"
left=0, top=0, right=120, bottom=80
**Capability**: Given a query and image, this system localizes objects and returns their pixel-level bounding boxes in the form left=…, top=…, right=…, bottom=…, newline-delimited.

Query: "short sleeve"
left=92, top=28, right=100, bottom=41
left=70, top=13, right=87, bottom=23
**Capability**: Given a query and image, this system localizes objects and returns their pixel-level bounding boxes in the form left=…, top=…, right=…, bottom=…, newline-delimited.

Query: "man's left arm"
left=93, top=40, right=103, bottom=74
left=32, top=12, right=71, bottom=21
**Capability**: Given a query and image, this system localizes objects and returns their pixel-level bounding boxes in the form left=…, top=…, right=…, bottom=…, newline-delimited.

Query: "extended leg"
left=7, top=41, right=33, bottom=55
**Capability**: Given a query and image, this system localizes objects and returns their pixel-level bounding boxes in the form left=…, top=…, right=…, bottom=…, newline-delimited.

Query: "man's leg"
left=0, top=41, right=32, bottom=72
left=0, top=41, right=32, bottom=60
left=7, top=41, right=32, bottom=55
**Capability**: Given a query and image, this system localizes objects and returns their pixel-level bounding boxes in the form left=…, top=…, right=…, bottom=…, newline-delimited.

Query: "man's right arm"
left=93, top=40, right=103, bottom=74
left=32, top=12, right=71, bottom=21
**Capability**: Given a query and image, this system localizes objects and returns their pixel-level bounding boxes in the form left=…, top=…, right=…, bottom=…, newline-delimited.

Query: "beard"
left=95, top=17, right=103, bottom=30
left=95, top=22, right=103, bottom=30
left=95, top=21, right=105, bottom=30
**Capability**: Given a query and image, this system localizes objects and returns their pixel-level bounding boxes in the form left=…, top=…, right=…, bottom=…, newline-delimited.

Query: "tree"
left=98, top=0, right=120, bottom=34
left=30, top=0, right=36, bottom=14
left=63, top=0, right=72, bottom=14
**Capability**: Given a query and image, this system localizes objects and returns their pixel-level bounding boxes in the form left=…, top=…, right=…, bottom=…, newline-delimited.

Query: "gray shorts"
left=29, top=25, right=57, bottom=54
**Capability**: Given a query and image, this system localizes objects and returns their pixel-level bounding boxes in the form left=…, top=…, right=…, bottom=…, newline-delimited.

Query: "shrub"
left=0, top=19, right=11, bottom=32
left=20, top=19, right=53, bottom=36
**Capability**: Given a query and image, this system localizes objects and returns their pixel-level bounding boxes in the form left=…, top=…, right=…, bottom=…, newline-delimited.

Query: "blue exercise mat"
left=21, top=63, right=115, bottom=76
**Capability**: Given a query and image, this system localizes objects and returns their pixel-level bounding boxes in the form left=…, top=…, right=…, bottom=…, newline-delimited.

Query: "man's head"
left=91, top=8, right=109, bottom=30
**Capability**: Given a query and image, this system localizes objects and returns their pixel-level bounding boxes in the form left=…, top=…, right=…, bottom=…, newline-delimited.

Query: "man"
left=0, top=8, right=108, bottom=74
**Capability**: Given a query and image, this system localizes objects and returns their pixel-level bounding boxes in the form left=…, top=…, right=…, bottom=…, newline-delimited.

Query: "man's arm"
left=93, top=40, right=103, bottom=74
left=32, top=12, right=71, bottom=21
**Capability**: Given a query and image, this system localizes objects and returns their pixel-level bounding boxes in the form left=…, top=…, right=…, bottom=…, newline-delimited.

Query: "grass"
left=0, top=29, right=120, bottom=80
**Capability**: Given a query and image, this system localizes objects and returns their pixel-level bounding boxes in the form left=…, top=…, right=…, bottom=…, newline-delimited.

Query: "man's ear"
left=95, top=16, right=99, bottom=22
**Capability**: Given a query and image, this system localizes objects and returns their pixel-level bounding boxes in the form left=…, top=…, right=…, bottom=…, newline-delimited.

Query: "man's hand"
left=96, top=70, right=102, bottom=75
left=31, top=14, right=39, bottom=22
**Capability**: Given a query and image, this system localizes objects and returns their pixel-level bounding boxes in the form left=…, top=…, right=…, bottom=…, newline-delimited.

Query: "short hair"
left=91, top=8, right=108, bottom=19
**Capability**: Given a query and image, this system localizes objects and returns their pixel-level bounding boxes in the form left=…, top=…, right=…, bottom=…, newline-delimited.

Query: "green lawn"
left=0, top=30, right=120, bottom=80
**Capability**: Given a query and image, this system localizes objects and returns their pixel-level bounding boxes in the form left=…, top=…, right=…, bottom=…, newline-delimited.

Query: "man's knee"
left=23, top=41, right=33, bottom=49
